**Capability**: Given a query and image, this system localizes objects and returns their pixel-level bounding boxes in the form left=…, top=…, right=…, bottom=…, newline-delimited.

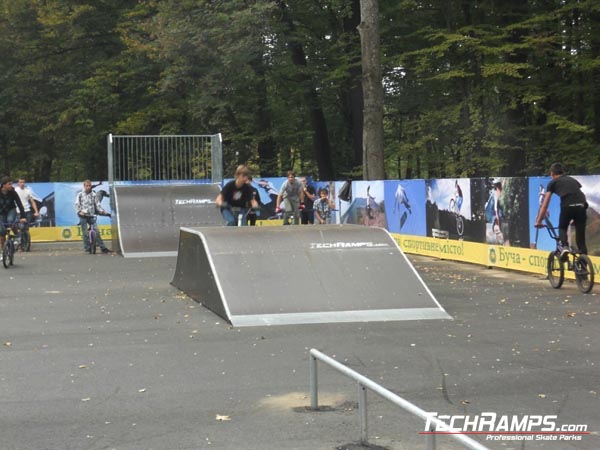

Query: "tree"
left=2, top=0, right=599, bottom=181
left=358, top=0, right=385, bottom=180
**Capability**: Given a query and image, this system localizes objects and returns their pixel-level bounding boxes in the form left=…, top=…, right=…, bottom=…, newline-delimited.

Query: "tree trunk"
left=276, top=0, right=335, bottom=180
left=590, top=9, right=600, bottom=144
left=358, top=0, right=385, bottom=180
left=343, top=0, right=364, bottom=170
left=1, top=137, right=9, bottom=175
left=250, top=55, right=278, bottom=177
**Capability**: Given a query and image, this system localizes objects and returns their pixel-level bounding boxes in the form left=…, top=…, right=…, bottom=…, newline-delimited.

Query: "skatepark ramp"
left=113, top=184, right=223, bottom=257
left=171, top=225, right=451, bottom=326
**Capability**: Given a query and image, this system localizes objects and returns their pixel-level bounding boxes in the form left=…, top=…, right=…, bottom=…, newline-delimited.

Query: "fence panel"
left=107, top=134, right=222, bottom=184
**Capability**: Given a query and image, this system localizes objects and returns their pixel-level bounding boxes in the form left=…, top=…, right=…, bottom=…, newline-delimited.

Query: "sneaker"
left=101, top=248, right=111, bottom=254
left=560, top=248, right=569, bottom=261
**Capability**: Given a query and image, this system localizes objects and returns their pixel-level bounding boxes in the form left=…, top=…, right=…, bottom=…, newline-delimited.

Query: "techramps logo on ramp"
left=174, top=198, right=214, bottom=206
left=308, top=241, right=390, bottom=250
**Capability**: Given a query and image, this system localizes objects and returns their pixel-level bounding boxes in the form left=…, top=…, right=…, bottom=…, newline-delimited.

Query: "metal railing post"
left=425, top=423, right=436, bottom=450
left=107, top=133, right=114, bottom=186
left=211, top=133, right=223, bottom=184
left=358, top=383, right=368, bottom=444
left=309, top=354, right=318, bottom=410
left=308, top=349, right=491, bottom=450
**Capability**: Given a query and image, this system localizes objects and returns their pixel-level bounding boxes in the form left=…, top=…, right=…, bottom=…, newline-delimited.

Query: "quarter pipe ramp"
left=113, top=184, right=223, bottom=257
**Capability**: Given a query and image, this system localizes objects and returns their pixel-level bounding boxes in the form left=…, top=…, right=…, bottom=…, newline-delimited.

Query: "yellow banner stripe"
left=393, top=234, right=600, bottom=280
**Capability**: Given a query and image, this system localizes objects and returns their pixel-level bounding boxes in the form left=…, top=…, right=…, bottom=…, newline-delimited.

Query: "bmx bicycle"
left=16, top=219, right=32, bottom=252
left=79, top=213, right=110, bottom=254
left=448, top=198, right=464, bottom=237
left=2, top=220, right=27, bottom=268
left=539, top=220, right=594, bottom=293
left=2, top=224, right=17, bottom=268
left=219, top=204, right=260, bottom=226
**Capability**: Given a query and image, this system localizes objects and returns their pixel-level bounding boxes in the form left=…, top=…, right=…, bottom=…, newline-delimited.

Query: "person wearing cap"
left=0, top=176, right=28, bottom=253
left=536, top=163, right=588, bottom=258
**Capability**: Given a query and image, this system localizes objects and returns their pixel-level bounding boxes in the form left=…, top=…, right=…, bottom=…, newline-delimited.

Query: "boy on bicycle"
left=0, top=176, right=28, bottom=254
left=535, top=163, right=588, bottom=258
left=75, top=180, right=111, bottom=254
left=216, top=165, right=259, bottom=226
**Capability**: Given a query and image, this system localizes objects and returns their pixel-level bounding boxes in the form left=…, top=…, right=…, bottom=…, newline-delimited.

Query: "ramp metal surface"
left=113, top=184, right=223, bottom=257
left=171, top=225, right=451, bottom=326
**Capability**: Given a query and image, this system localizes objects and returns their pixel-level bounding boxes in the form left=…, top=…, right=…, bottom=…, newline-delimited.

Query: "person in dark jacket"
left=245, top=176, right=261, bottom=226
left=0, top=176, right=27, bottom=252
left=536, top=163, right=588, bottom=257
left=216, top=165, right=259, bottom=226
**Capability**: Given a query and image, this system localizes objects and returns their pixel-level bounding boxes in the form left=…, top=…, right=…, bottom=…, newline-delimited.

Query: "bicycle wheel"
left=547, top=251, right=564, bottom=289
left=574, top=254, right=594, bottom=294
left=90, top=230, right=97, bottom=254
left=2, top=240, right=9, bottom=268
left=449, top=198, right=456, bottom=213
left=456, top=216, right=464, bottom=236
left=6, top=239, right=14, bottom=266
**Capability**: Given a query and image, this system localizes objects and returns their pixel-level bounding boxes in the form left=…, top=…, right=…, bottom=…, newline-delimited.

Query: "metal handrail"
left=309, top=348, right=491, bottom=450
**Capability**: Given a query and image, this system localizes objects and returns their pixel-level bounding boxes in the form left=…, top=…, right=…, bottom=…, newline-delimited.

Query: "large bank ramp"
left=113, top=184, right=223, bottom=257
left=171, top=225, right=451, bottom=326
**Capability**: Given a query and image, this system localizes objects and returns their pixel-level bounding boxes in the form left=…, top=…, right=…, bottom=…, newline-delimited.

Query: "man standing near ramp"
left=14, top=177, right=40, bottom=224
left=275, top=170, right=305, bottom=225
left=216, top=165, right=259, bottom=226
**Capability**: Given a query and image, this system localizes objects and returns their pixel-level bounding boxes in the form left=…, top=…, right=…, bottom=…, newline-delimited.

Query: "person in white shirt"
left=14, top=177, right=39, bottom=223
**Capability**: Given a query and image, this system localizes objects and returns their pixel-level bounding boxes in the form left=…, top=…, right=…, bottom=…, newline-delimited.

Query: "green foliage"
left=0, top=0, right=599, bottom=180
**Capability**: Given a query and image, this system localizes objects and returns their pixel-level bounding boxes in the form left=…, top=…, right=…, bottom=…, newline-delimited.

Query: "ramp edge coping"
left=230, top=307, right=452, bottom=327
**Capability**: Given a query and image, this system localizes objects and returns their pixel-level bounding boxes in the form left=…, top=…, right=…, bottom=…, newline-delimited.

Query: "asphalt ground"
left=0, top=243, right=598, bottom=450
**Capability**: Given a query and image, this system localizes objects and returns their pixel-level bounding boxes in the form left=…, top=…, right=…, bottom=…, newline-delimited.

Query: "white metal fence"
left=107, top=134, right=223, bottom=184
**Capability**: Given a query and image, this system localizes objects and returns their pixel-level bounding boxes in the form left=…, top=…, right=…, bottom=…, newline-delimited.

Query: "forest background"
left=1, top=0, right=599, bottom=182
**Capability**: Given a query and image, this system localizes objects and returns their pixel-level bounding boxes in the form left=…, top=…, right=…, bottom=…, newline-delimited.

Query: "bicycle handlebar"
left=537, top=219, right=560, bottom=241
left=79, top=212, right=111, bottom=218
left=219, top=203, right=259, bottom=212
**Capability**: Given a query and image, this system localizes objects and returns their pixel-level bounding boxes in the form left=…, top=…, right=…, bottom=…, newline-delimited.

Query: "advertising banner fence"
left=19, top=175, right=600, bottom=274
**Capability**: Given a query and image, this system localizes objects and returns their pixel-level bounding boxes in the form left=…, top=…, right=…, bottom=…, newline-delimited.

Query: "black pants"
left=301, top=210, right=314, bottom=225
left=559, top=205, right=587, bottom=254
